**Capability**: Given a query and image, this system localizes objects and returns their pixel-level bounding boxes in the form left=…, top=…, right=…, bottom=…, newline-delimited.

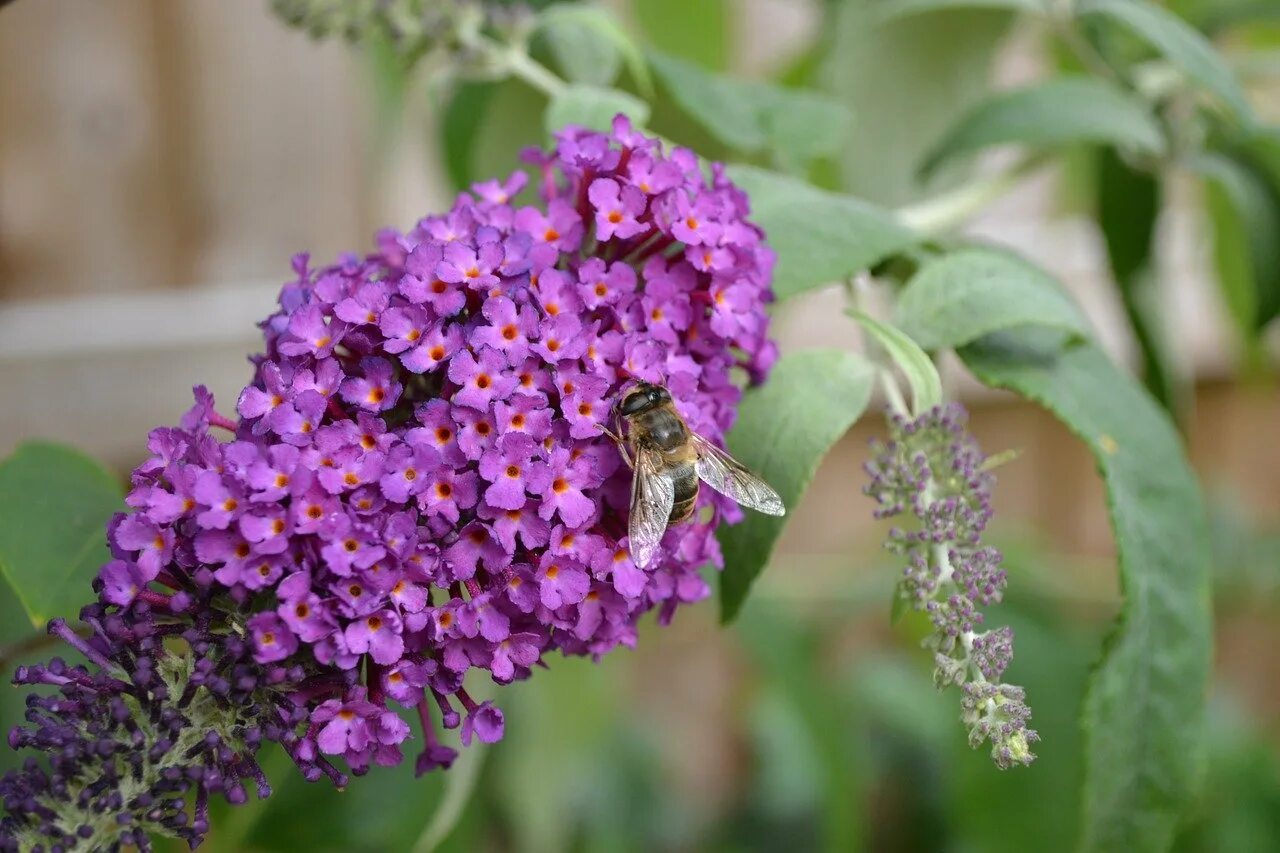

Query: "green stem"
left=503, top=44, right=567, bottom=97
left=895, top=156, right=1049, bottom=234
left=411, top=742, right=487, bottom=853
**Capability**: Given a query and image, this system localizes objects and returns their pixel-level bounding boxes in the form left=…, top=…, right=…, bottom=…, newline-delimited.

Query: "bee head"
left=619, top=382, right=670, bottom=416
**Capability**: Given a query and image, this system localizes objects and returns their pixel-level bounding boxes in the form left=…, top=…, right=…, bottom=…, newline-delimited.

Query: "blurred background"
left=1, top=0, right=1279, bottom=850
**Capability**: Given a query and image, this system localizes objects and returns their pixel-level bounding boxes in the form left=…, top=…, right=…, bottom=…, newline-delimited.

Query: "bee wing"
left=691, top=432, right=785, bottom=517
left=629, top=446, right=676, bottom=568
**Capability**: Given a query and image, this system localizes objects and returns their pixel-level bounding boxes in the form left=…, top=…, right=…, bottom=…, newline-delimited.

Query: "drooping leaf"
left=544, top=84, right=650, bottom=137
left=1195, top=150, right=1280, bottom=352
left=726, top=165, right=917, bottom=300
left=1096, top=147, right=1180, bottom=412
left=649, top=52, right=853, bottom=169
left=894, top=247, right=1092, bottom=349
left=958, top=329, right=1211, bottom=852
left=920, top=77, right=1166, bottom=177
left=0, top=442, right=122, bottom=627
left=537, top=4, right=652, bottom=94
left=442, top=78, right=546, bottom=194
left=632, top=0, right=730, bottom=72
left=441, top=81, right=498, bottom=192
left=850, top=311, right=944, bottom=416
left=1079, top=0, right=1254, bottom=122
left=718, top=350, right=875, bottom=623
left=1239, top=127, right=1280, bottom=327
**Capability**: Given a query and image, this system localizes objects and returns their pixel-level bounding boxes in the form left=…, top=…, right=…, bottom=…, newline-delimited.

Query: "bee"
left=600, top=381, right=785, bottom=568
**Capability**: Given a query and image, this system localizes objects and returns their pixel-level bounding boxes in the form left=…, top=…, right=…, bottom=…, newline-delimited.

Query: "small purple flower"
left=471, top=296, right=537, bottom=364
left=344, top=609, right=406, bottom=665
left=280, top=304, right=344, bottom=358
left=491, top=632, right=542, bottom=682
left=437, top=239, right=503, bottom=291
left=460, top=700, right=505, bottom=746
left=340, top=357, right=402, bottom=412
left=588, top=177, right=648, bottom=241
left=478, top=432, right=545, bottom=511
left=248, top=612, right=299, bottom=663
left=536, top=447, right=598, bottom=528
left=536, top=552, right=590, bottom=609
left=448, top=346, right=518, bottom=411
left=379, top=442, right=440, bottom=503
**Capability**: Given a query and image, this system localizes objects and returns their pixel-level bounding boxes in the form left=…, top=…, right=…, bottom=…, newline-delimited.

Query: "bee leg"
left=596, top=423, right=633, bottom=469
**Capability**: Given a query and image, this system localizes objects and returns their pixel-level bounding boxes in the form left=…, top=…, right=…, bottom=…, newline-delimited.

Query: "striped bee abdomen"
left=667, top=462, right=699, bottom=525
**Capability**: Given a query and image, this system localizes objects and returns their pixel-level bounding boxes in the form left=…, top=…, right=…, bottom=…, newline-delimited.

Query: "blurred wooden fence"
left=0, top=0, right=375, bottom=300
left=1, top=0, right=1277, bottom=566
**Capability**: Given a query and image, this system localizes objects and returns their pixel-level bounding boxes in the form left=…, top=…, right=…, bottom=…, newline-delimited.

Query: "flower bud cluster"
left=865, top=403, right=1037, bottom=769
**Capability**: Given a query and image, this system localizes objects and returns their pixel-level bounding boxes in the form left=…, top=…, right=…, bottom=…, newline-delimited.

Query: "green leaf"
left=1196, top=150, right=1280, bottom=348
left=441, top=81, right=498, bottom=192
left=537, top=4, right=652, bottom=94
left=544, top=84, right=650, bottom=136
left=894, top=248, right=1092, bottom=349
left=725, top=165, right=917, bottom=300
left=889, top=585, right=911, bottom=625
left=633, top=0, right=730, bottom=72
left=648, top=52, right=853, bottom=169
left=958, top=329, right=1211, bottom=852
left=648, top=51, right=764, bottom=150
left=442, top=77, right=547, bottom=194
left=0, top=442, right=122, bottom=627
left=1079, top=0, right=1254, bottom=121
left=1096, top=147, right=1180, bottom=412
left=873, top=0, right=1044, bottom=25
left=920, top=77, right=1166, bottom=177
left=540, top=12, right=621, bottom=88
left=717, top=350, right=875, bottom=623
left=821, top=3, right=1014, bottom=205
left=850, top=311, right=944, bottom=416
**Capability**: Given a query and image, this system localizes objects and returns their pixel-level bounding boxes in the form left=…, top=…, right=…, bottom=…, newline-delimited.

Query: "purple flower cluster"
left=0, top=601, right=335, bottom=851
left=91, top=117, right=775, bottom=779
left=864, top=403, right=1037, bottom=769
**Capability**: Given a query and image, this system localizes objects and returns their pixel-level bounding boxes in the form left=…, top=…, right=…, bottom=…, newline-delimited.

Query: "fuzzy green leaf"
left=850, top=311, right=943, bottom=416
left=959, top=329, right=1211, bottom=852
left=649, top=52, right=853, bottom=168
left=894, top=248, right=1092, bottom=349
left=537, top=4, right=652, bottom=94
left=726, top=166, right=917, bottom=300
left=921, top=77, right=1166, bottom=177
left=544, top=84, right=650, bottom=136
left=718, top=350, right=876, bottom=623
left=0, top=442, right=122, bottom=627
left=1079, top=0, right=1253, bottom=121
